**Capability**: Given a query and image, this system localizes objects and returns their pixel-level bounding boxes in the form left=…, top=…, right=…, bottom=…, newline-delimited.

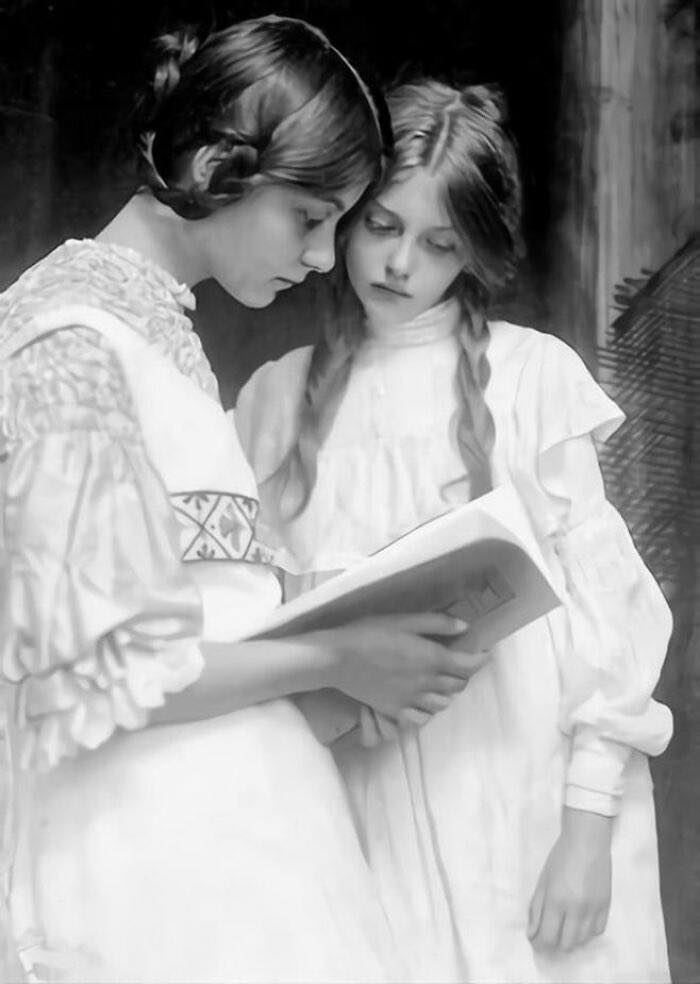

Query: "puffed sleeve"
left=524, top=335, right=673, bottom=817
left=0, top=326, right=204, bottom=771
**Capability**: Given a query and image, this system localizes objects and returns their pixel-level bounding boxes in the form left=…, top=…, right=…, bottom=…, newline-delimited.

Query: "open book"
left=245, top=484, right=561, bottom=651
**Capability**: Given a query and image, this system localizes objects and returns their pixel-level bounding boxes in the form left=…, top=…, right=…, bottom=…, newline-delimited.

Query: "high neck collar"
left=366, top=298, right=461, bottom=347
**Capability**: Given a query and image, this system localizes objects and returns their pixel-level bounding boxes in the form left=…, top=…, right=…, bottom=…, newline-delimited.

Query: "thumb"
left=528, top=876, right=546, bottom=940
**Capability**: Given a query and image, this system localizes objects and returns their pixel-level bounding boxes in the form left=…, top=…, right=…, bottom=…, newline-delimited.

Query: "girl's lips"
left=370, top=282, right=412, bottom=298
left=273, top=277, right=302, bottom=288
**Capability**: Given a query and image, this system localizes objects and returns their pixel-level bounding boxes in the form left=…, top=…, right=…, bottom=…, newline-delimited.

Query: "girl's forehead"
left=295, top=179, right=369, bottom=215
left=375, top=167, right=454, bottom=230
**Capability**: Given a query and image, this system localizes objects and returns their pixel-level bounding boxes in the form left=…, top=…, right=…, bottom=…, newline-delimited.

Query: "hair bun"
left=152, top=28, right=200, bottom=105
left=205, top=139, right=262, bottom=199
left=228, top=142, right=260, bottom=176
left=461, top=84, right=508, bottom=125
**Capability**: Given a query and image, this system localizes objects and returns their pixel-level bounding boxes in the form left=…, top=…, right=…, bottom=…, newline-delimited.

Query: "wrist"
left=561, top=806, right=614, bottom=850
left=285, top=630, right=345, bottom=692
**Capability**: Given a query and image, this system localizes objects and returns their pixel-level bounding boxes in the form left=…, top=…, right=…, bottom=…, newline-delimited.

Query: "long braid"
left=453, top=283, right=495, bottom=499
left=276, top=78, right=520, bottom=518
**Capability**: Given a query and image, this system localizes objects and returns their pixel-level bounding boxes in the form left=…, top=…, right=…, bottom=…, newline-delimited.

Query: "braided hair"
left=135, top=15, right=387, bottom=220
left=265, top=79, right=523, bottom=518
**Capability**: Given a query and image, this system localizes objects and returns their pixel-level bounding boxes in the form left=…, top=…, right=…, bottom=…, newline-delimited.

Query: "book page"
left=246, top=485, right=561, bottom=648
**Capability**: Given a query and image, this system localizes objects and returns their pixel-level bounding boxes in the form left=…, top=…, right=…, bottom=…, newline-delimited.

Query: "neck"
left=96, top=191, right=207, bottom=288
left=365, top=297, right=461, bottom=346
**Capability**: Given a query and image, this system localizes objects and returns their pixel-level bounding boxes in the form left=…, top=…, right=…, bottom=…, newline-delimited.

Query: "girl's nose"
left=301, top=226, right=336, bottom=274
left=386, top=237, right=413, bottom=280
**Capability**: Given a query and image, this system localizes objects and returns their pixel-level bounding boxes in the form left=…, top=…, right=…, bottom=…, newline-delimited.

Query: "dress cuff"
left=565, top=735, right=631, bottom=816
left=564, top=785, right=620, bottom=817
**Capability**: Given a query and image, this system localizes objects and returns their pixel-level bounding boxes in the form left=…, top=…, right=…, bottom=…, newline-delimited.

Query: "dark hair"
left=265, top=79, right=523, bottom=520
left=136, top=15, right=386, bottom=219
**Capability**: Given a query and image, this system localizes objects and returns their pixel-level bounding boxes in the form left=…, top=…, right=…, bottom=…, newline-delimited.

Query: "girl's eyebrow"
left=320, top=195, right=343, bottom=211
left=369, top=198, right=395, bottom=214
left=295, top=190, right=337, bottom=212
left=370, top=198, right=456, bottom=235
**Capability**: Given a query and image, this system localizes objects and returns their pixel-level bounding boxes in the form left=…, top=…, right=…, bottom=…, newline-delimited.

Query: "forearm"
left=561, top=804, right=613, bottom=839
left=150, top=636, right=336, bottom=727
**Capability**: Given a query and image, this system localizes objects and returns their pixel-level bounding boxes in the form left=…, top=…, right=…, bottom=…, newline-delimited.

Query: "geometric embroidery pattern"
left=171, top=490, right=275, bottom=565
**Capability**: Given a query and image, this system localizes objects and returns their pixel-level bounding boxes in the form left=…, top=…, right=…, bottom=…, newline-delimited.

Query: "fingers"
left=527, top=880, right=545, bottom=941
left=531, top=904, right=564, bottom=952
left=389, top=612, right=469, bottom=637
left=573, top=913, right=598, bottom=949
left=428, top=674, right=470, bottom=698
left=530, top=902, right=607, bottom=954
left=397, top=707, right=433, bottom=729
left=559, top=912, right=581, bottom=952
left=412, top=692, right=452, bottom=715
left=557, top=905, right=607, bottom=952
left=593, top=909, right=609, bottom=938
left=441, top=648, right=490, bottom=680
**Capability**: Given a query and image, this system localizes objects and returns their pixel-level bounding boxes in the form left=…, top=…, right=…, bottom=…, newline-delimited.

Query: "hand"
left=528, top=808, right=612, bottom=953
left=357, top=645, right=492, bottom=746
left=316, top=612, right=476, bottom=723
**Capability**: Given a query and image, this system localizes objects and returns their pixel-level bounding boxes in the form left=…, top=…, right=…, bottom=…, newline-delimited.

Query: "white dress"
left=235, top=299, right=673, bottom=984
left=0, top=240, right=404, bottom=984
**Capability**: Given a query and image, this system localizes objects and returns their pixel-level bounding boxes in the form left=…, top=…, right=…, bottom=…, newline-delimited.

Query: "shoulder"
left=2, top=239, right=171, bottom=331
left=234, top=346, right=313, bottom=481
left=488, top=320, right=624, bottom=450
left=236, top=346, right=313, bottom=422
left=241, top=345, right=314, bottom=393
left=0, top=239, right=216, bottom=397
left=488, top=320, right=600, bottom=392
left=488, top=319, right=574, bottom=366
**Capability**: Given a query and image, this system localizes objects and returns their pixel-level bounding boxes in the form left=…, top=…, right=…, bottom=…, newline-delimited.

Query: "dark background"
left=0, top=0, right=568, bottom=403
left=1, top=2, right=698, bottom=981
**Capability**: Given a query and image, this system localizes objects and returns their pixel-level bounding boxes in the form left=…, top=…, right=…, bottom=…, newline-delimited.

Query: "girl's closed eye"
left=365, top=209, right=397, bottom=234
left=296, top=208, right=327, bottom=232
left=427, top=238, right=457, bottom=254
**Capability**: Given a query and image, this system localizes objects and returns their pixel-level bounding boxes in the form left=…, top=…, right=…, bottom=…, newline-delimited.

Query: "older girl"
left=0, top=28, right=474, bottom=984
left=236, top=80, right=673, bottom=983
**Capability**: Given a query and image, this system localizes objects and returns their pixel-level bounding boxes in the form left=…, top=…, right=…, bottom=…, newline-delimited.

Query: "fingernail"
left=452, top=618, right=468, bottom=632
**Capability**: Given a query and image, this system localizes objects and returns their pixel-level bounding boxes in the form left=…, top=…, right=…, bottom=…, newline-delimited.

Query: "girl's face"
left=197, top=181, right=367, bottom=308
left=345, top=167, right=468, bottom=326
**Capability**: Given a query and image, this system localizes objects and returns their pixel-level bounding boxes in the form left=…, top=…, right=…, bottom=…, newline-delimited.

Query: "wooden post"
left=551, top=0, right=697, bottom=363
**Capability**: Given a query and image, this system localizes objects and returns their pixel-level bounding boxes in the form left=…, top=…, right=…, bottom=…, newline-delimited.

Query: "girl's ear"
left=190, top=145, right=221, bottom=188
left=189, top=143, right=266, bottom=193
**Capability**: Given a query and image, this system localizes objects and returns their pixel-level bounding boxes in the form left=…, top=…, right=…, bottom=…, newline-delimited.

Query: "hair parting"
left=134, top=15, right=389, bottom=220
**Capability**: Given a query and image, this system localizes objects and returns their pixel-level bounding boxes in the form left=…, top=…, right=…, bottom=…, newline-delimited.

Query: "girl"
left=0, top=28, right=475, bottom=984
left=235, top=80, right=674, bottom=983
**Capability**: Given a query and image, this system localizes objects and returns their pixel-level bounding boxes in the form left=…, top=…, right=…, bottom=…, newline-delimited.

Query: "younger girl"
left=235, top=81, right=673, bottom=983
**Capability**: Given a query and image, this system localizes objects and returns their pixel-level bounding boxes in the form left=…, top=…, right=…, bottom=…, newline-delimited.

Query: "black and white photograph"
left=0, top=1, right=697, bottom=982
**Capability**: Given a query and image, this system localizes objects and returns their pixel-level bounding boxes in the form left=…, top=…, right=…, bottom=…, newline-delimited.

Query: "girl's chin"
left=228, top=282, right=278, bottom=309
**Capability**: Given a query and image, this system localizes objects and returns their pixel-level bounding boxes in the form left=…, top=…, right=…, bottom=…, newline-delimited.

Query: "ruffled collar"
left=64, top=238, right=197, bottom=311
left=366, top=298, right=461, bottom=347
